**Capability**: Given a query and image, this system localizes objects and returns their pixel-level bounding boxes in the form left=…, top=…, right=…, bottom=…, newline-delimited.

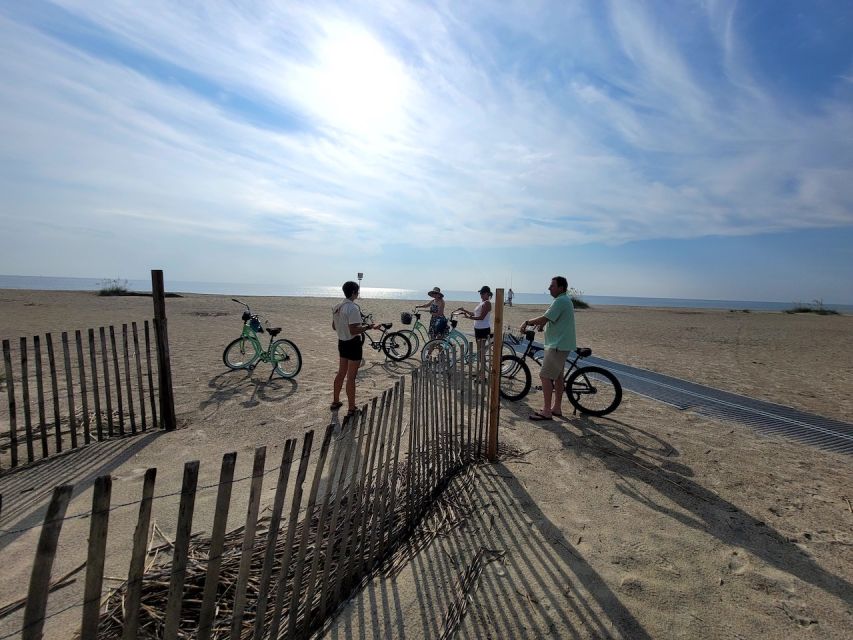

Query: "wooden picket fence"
left=15, top=356, right=496, bottom=639
left=1, top=321, right=161, bottom=472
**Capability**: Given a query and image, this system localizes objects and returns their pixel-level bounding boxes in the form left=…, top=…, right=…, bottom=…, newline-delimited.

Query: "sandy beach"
left=1, top=289, right=851, bottom=638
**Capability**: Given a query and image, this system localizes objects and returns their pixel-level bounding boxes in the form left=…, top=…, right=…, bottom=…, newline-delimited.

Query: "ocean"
left=1, top=275, right=851, bottom=312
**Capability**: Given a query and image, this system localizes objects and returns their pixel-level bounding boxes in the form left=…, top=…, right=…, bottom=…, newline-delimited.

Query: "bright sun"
left=306, top=23, right=412, bottom=137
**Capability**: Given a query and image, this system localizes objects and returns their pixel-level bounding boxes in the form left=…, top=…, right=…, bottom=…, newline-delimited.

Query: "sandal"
left=528, top=411, right=553, bottom=421
left=551, top=411, right=563, bottom=418
left=330, top=401, right=343, bottom=410
left=345, top=408, right=358, bottom=418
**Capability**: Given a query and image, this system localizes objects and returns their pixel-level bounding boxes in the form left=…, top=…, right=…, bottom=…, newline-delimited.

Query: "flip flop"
left=551, top=412, right=563, bottom=418
left=528, top=412, right=553, bottom=421
left=330, top=401, right=343, bottom=410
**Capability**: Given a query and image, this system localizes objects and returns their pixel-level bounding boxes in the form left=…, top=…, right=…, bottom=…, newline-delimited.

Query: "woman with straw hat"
left=415, top=286, right=449, bottom=339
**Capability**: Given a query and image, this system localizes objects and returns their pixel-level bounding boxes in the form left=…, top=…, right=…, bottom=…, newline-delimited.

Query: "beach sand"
left=1, top=290, right=851, bottom=638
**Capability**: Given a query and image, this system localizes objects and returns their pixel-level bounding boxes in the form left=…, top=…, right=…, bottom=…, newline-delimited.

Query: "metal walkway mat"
left=587, top=355, right=853, bottom=455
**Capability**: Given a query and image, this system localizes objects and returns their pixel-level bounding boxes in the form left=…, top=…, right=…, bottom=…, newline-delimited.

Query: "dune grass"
left=97, top=278, right=181, bottom=298
left=784, top=300, right=840, bottom=316
left=569, top=287, right=590, bottom=309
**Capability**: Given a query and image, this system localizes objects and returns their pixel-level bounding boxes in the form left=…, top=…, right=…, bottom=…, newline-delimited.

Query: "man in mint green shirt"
left=521, top=276, right=576, bottom=420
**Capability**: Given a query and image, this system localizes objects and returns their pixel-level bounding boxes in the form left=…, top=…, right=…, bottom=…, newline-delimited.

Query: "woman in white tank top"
left=456, top=286, right=493, bottom=374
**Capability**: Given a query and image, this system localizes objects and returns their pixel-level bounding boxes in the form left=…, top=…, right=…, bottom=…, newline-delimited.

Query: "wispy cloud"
left=1, top=0, right=852, bottom=266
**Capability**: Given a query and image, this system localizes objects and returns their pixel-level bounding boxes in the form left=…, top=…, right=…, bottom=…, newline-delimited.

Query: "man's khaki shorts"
left=540, top=348, right=569, bottom=380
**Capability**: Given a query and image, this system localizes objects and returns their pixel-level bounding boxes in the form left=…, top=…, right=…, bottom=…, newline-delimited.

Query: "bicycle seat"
left=382, top=322, right=392, bottom=329
left=576, top=347, right=592, bottom=357
left=268, top=327, right=282, bottom=337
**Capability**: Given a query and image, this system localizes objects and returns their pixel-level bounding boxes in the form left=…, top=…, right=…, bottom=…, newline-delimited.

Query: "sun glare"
left=307, top=24, right=411, bottom=137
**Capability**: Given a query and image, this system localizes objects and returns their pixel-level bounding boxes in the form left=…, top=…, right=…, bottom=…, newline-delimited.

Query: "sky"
left=1, top=0, right=852, bottom=302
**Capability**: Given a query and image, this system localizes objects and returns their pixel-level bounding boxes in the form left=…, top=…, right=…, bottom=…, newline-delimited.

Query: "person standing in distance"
left=331, top=281, right=379, bottom=417
left=521, top=276, right=576, bottom=420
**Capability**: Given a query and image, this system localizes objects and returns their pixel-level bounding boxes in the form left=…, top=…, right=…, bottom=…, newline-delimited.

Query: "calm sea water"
left=1, top=275, right=850, bottom=312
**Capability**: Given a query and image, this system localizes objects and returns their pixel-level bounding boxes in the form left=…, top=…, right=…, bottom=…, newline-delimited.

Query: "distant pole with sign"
left=357, top=272, right=363, bottom=288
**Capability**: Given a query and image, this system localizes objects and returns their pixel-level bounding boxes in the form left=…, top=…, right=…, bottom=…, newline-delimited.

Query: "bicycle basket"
left=400, top=312, right=412, bottom=325
left=250, top=317, right=264, bottom=333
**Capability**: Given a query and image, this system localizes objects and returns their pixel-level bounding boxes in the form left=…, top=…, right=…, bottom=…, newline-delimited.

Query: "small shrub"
left=784, top=299, right=840, bottom=316
left=98, top=278, right=130, bottom=296
left=569, top=287, right=590, bottom=309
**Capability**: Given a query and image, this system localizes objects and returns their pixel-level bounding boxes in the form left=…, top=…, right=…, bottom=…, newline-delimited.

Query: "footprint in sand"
left=727, top=550, right=749, bottom=575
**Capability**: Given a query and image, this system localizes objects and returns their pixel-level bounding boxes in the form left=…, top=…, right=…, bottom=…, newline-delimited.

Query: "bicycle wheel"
left=381, top=332, right=412, bottom=361
left=499, top=355, right=531, bottom=401
left=398, top=329, right=420, bottom=354
left=223, top=337, right=260, bottom=369
left=421, top=338, right=456, bottom=372
left=565, top=366, right=622, bottom=416
left=270, top=339, right=302, bottom=378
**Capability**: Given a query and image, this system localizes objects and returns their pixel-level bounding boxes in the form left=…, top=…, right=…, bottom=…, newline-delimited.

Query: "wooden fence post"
left=151, top=270, right=176, bottom=431
left=487, top=288, right=504, bottom=461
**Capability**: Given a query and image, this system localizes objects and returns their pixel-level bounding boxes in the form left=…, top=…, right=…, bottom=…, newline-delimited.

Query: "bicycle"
left=499, top=329, right=622, bottom=416
left=420, top=311, right=516, bottom=370
left=397, top=309, right=431, bottom=354
left=359, top=312, right=412, bottom=361
left=223, top=299, right=302, bottom=379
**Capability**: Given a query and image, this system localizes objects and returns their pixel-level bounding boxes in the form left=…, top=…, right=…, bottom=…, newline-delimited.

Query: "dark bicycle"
left=499, top=329, right=622, bottom=416
left=359, top=312, right=412, bottom=361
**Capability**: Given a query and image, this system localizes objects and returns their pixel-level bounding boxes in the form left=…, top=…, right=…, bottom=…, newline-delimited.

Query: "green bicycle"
left=397, top=309, right=431, bottom=354
left=420, top=311, right=515, bottom=370
left=222, top=299, right=302, bottom=379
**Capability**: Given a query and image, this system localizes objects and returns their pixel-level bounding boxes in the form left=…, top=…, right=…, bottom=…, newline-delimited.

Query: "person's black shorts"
left=474, top=327, right=491, bottom=340
left=338, top=337, right=363, bottom=361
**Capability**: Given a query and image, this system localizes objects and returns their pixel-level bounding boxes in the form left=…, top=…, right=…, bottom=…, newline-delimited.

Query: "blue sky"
left=1, top=0, right=852, bottom=302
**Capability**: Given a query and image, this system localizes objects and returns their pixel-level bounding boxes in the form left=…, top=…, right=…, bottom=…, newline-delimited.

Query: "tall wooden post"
left=487, top=288, right=504, bottom=461
left=152, top=270, right=176, bottom=431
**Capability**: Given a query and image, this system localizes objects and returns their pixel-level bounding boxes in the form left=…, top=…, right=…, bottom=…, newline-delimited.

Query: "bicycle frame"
left=408, top=311, right=430, bottom=343
left=515, top=330, right=583, bottom=383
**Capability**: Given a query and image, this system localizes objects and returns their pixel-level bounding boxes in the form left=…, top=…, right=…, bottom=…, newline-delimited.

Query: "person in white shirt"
left=331, top=281, right=379, bottom=417
left=456, top=286, right=493, bottom=375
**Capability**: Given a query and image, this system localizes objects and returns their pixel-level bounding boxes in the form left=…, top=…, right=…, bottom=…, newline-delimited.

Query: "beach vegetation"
left=569, top=287, right=590, bottom=309
left=98, top=278, right=131, bottom=296
left=97, top=278, right=182, bottom=298
left=784, top=299, right=840, bottom=316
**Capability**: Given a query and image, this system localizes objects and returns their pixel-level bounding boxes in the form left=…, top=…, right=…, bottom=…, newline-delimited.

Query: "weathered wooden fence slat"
left=144, top=320, right=158, bottom=429
left=123, top=468, right=156, bottom=640
left=99, top=327, right=114, bottom=438
left=122, top=324, right=137, bottom=435
left=197, top=452, right=237, bottom=640
left=287, top=424, right=335, bottom=638
left=2, top=339, right=16, bottom=469
left=34, top=335, right=48, bottom=458
left=80, top=475, right=112, bottom=640
left=132, top=322, right=147, bottom=431
left=19, top=337, right=34, bottom=463
left=252, top=439, right=297, bottom=640
left=88, top=329, right=103, bottom=442
left=46, top=333, right=62, bottom=453
left=109, top=326, right=124, bottom=436
left=163, top=460, right=200, bottom=640
left=229, top=446, right=267, bottom=640
left=268, top=430, right=314, bottom=640
left=61, top=332, right=79, bottom=449
left=75, top=330, right=91, bottom=445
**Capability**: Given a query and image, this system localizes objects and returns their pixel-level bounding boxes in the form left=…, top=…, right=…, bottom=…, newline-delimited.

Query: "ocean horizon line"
left=1, top=274, right=851, bottom=312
